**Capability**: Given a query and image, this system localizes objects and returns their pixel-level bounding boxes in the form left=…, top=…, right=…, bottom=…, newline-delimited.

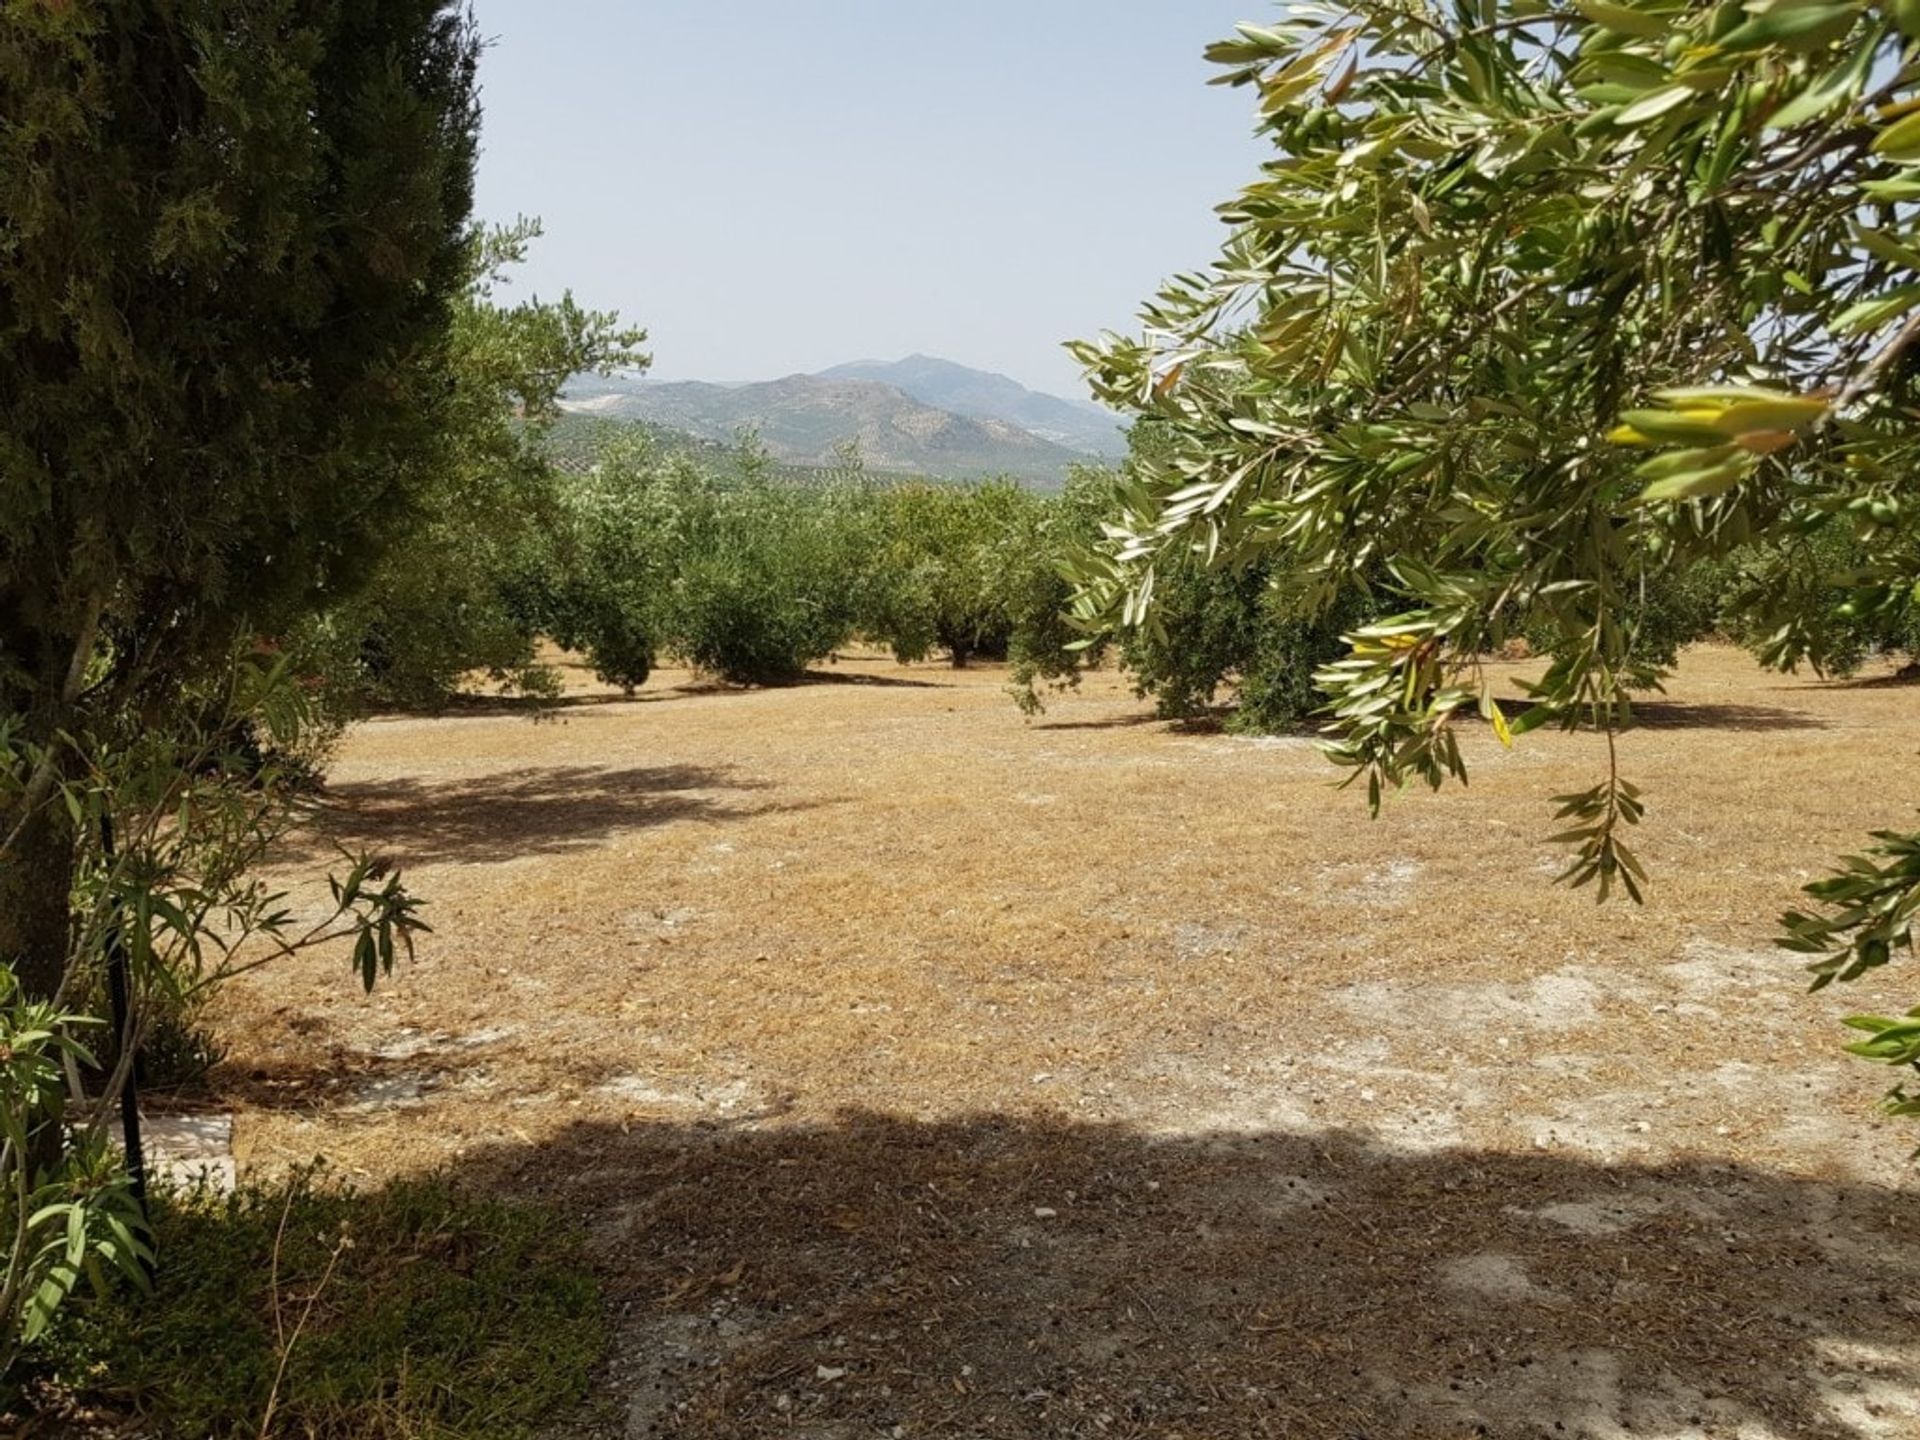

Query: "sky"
left=469, top=1, right=1270, bottom=399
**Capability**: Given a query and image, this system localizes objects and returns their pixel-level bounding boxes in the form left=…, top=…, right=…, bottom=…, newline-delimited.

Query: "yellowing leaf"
left=1651, top=384, right=1797, bottom=406
left=1636, top=442, right=1741, bottom=480
left=1489, top=700, right=1514, bottom=748
left=1617, top=408, right=1730, bottom=443
left=1710, top=396, right=1830, bottom=433
left=1357, top=632, right=1423, bottom=653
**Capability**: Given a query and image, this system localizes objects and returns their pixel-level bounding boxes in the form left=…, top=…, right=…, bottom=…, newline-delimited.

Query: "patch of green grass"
left=32, top=1167, right=603, bottom=1439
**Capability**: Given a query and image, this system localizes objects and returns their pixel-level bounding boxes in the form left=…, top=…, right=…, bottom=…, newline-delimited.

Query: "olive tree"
left=540, top=424, right=688, bottom=694
left=861, top=482, right=1057, bottom=666
left=1068, top=0, right=1920, bottom=1124
left=312, top=220, right=648, bottom=709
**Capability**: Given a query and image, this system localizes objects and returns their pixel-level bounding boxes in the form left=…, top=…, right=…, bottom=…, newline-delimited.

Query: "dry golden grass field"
left=216, top=645, right=1920, bottom=1439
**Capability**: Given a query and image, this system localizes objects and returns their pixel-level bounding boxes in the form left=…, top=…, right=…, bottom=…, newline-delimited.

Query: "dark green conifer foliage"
left=0, top=1, right=482, bottom=998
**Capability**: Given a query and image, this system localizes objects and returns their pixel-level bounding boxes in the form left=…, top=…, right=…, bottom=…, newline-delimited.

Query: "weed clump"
left=18, top=1168, right=603, bottom=1439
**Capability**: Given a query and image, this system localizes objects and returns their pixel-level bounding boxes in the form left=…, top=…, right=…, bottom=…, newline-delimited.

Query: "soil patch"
left=215, top=646, right=1920, bottom=1438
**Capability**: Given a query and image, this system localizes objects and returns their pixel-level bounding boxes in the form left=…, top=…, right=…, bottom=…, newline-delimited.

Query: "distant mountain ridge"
left=560, top=356, right=1125, bottom=486
left=818, top=355, right=1126, bottom=457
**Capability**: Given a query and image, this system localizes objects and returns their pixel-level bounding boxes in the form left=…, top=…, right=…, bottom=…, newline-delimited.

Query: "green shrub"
left=1119, top=561, right=1384, bottom=732
left=29, top=1170, right=602, bottom=1439
left=548, top=433, right=873, bottom=687
left=1117, top=562, right=1267, bottom=723
left=671, top=548, right=847, bottom=683
left=573, top=603, right=656, bottom=693
left=664, top=479, right=869, bottom=685
left=308, top=562, right=554, bottom=712
left=1235, top=594, right=1387, bottom=733
left=1005, top=467, right=1119, bottom=711
left=861, top=482, right=1052, bottom=665
left=529, top=428, right=674, bottom=694
left=1721, top=521, right=1920, bottom=677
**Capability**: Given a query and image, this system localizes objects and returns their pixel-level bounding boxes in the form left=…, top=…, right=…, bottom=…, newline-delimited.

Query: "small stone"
left=1033, top=1206, right=1058, bottom=1219
left=815, top=1365, right=847, bottom=1382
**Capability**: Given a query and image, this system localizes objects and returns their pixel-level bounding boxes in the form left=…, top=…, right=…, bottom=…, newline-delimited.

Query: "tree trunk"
left=1, top=596, right=102, bottom=1005
left=1, top=599, right=103, bottom=1178
left=0, top=794, right=77, bottom=1004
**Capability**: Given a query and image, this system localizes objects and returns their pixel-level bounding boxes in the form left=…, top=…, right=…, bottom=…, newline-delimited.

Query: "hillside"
left=818, top=354, right=1127, bottom=457
left=561, top=361, right=1122, bottom=486
left=540, top=412, right=934, bottom=488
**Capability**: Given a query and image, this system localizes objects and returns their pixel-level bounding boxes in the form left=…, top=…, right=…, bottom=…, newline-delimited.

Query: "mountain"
left=560, top=371, right=1098, bottom=486
left=817, top=355, right=1127, bottom=457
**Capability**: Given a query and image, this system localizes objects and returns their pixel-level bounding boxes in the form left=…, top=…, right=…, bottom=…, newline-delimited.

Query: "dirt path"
left=218, top=647, right=1920, bottom=1438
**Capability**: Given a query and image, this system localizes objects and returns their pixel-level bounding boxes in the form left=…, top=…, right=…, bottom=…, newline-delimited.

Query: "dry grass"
left=214, top=645, right=1920, bottom=1439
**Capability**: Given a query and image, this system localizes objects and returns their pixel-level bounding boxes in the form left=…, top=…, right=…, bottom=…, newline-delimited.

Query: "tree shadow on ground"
left=211, top=1040, right=495, bottom=1115
left=660, top=670, right=951, bottom=697
left=1030, top=709, right=1231, bottom=734
left=1819, top=666, right=1920, bottom=691
left=1038, top=698, right=1827, bottom=739
left=1489, top=697, right=1828, bottom=734
left=789, top=669, right=947, bottom=690
left=291, top=764, right=823, bottom=867
left=426, top=690, right=667, bottom=718
left=454, top=1110, right=1918, bottom=1440
left=380, top=667, right=949, bottom=718
left=1626, top=699, right=1829, bottom=731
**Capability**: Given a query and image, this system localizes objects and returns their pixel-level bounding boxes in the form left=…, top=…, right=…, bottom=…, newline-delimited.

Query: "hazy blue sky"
left=469, top=2, right=1268, bottom=398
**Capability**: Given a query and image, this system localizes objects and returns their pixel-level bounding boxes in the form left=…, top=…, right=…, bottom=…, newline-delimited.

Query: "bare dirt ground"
left=216, top=645, right=1920, bottom=1439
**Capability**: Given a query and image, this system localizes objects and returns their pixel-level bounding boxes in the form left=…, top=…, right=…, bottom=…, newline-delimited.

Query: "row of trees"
left=306, top=399, right=1414, bottom=726
left=324, top=390, right=1920, bottom=731
left=323, top=423, right=1097, bottom=699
